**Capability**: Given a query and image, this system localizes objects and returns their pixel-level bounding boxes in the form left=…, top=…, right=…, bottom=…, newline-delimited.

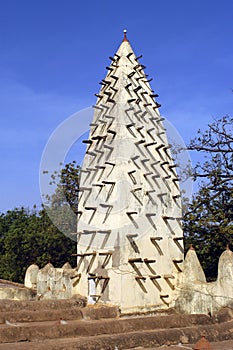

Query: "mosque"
left=22, top=31, right=233, bottom=316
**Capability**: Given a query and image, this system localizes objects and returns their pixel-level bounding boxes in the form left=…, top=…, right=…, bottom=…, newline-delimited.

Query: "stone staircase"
left=0, top=300, right=233, bottom=349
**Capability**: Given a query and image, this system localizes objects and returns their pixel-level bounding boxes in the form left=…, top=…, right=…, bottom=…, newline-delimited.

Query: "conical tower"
left=76, top=31, right=184, bottom=313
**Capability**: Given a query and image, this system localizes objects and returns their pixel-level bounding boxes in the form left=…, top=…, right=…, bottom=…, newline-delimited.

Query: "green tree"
left=0, top=162, right=80, bottom=283
left=45, top=161, right=80, bottom=213
left=184, top=115, right=233, bottom=280
left=43, top=161, right=80, bottom=236
left=0, top=207, right=76, bottom=283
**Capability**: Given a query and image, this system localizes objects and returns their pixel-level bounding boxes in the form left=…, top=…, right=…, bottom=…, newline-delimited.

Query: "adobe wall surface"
left=0, top=279, right=36, bottom=300
left=24, top=262, right=81, bottom=300
left=19, top=246, right=233, bottom=316
left=175, top=247, right=233, bottom=314
left=75, top=36, right=184, bottom=314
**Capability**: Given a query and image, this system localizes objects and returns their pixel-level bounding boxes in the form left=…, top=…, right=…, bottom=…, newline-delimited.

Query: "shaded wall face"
left=175, top=248, right=233, bottom=315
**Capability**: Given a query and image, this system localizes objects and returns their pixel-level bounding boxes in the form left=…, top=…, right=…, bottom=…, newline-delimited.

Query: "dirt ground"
left=138, top=340, right=233, bottom=349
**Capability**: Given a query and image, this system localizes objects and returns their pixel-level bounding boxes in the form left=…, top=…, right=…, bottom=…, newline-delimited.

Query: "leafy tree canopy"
left=0, top=207, right=76, bottom=283
left=184, top=115, right=233, bottom=280
left=43, top=161, right=80, bottom=238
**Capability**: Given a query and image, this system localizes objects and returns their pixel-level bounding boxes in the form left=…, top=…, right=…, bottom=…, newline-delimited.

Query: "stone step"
left=0, top=298, right=86, bottom=313
left=0, top=314, right=215, bottom=344
left=0, top=304, right=118, bottom=323
left=0, top=320, right=233, bottom=350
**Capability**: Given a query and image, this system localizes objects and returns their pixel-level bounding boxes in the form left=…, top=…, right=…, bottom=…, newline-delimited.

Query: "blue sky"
left=0, top=0, right=233, bottom=213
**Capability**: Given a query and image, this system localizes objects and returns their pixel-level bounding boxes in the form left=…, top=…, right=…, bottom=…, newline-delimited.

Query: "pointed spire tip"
left=123, top=29, right=128, bottom=42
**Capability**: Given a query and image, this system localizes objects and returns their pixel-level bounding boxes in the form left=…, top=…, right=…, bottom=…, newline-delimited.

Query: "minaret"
left=76, top=31, right=184, bottom=313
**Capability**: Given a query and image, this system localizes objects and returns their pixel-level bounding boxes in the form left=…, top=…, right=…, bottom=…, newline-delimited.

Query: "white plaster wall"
left=24, top=264, right=39, bottom=290
left=175, top=248, right=233, bottom=314
left=76, top=38, right=184, bottom=313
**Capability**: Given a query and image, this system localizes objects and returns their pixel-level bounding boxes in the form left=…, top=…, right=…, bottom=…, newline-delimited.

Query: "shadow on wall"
left=175, top=245, right=233, bottom=314
left=22, top=246, right=233, bottom=315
